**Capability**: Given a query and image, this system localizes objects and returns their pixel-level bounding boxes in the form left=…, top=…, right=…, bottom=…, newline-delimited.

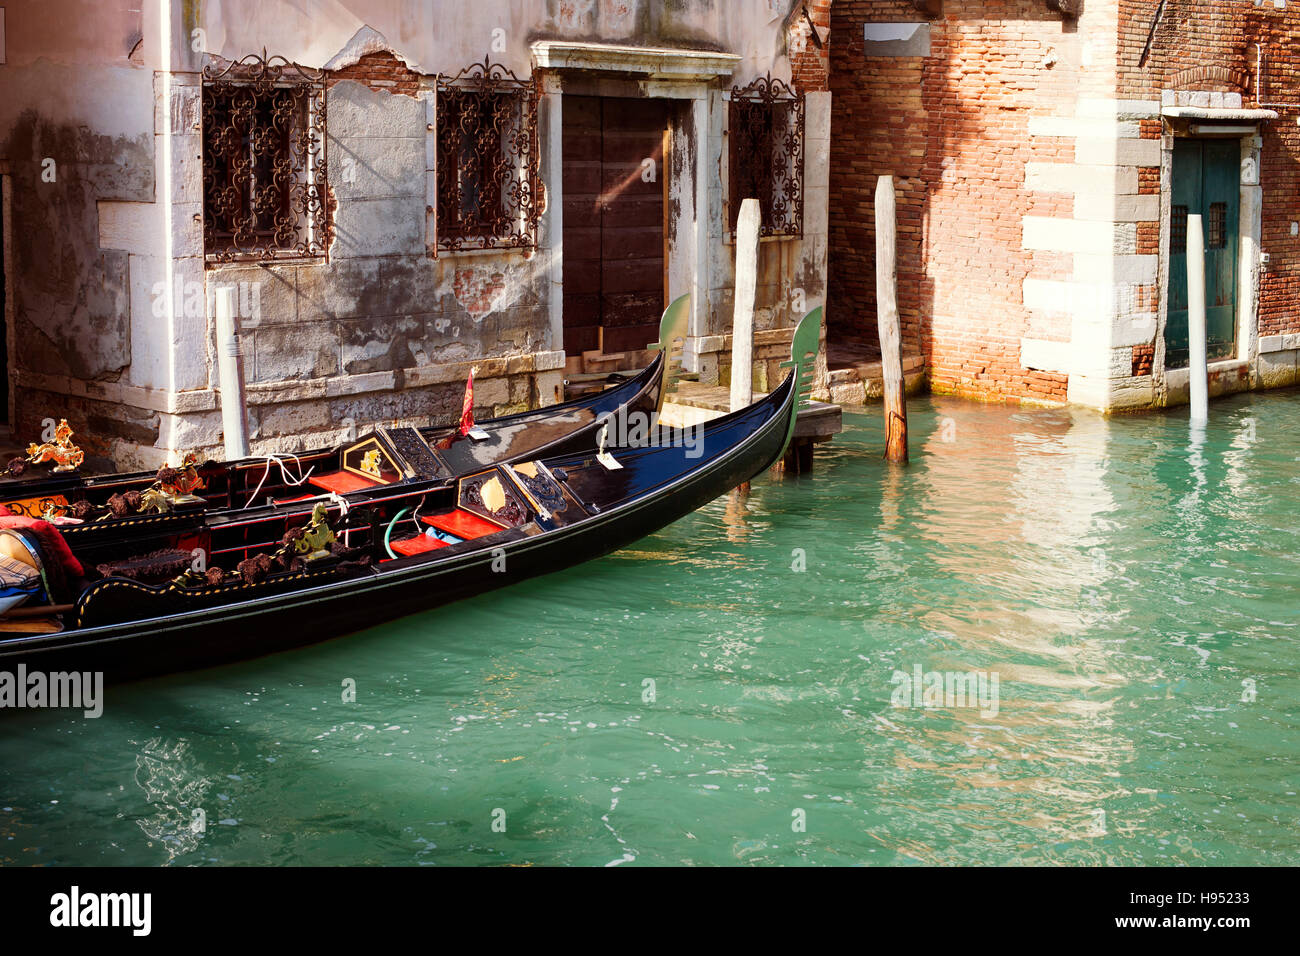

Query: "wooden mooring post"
left=875, top=174, right=909, bottom=463
left=731, top=198, right=760, bottom=413
left=1187, top=212, right=1209, bottom=426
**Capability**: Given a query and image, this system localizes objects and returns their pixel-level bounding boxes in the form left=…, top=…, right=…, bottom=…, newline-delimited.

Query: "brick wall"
left=1121, top=1, right=1300, bottom=342
left=327, top=50, right=422, bottom=98
left=791, top=0, right=833, bottom=92
left=828, top=0, right=1080, bottom=404
left=829, top=0, right=1300, bottom=407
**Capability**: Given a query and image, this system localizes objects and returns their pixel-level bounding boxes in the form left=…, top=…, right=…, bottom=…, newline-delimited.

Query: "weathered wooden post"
left=730, top=198, right=761, bottom=412
left=1187, top=213, right=1209, bottom=425
left=875, top=175, right=908, bottom=463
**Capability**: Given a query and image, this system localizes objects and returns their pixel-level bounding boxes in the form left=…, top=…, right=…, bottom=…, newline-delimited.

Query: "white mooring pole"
left=215, top=286, right=251, bottom=459
left=1187, top=213, right=1209, bottom=425
left=730, top=198, right=761, bottom=412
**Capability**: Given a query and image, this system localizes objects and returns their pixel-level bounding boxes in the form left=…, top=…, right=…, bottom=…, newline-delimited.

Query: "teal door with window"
left=1167, top=139, right=1239, bottom=368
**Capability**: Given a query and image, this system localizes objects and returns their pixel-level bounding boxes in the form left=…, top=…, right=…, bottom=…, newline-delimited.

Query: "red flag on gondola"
left=458, top=366, right=476, bottom=436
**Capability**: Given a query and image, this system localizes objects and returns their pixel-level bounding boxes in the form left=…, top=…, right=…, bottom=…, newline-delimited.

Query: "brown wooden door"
left=562, top=96, right=667, bottom=356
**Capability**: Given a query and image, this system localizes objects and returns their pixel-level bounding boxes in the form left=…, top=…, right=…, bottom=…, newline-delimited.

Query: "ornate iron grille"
left=435, top=58, right=540, bottom=253
left=729, top=74, right=805, bottom=238
left=202, top=51, right=329, bottom=263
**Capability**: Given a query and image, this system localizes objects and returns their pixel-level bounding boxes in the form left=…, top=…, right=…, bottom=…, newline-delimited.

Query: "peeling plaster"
left=324, top=24, right=420, bottom=72
left=452, top=268, right=509, bottom=320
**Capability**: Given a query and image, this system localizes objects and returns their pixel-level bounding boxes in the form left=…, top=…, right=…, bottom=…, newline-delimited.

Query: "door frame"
left=1154, top=126, right=1263, bottom=400
left=557, top=94, right=671, bottom=361
left=532, top=41, right=742, bottom=372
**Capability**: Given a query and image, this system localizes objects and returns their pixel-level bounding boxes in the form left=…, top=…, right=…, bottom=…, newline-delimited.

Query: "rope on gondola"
left=243, top=453, right=315, bottom=509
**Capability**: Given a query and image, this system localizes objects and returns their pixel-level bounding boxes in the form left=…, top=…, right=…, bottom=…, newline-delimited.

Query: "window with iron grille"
left=435, top=58, right=540, bottom=253
left=1208, top=202, right=1227, bottom=249
left=1171, top=205, right=1188, bottom=254
left=728, top=74, right=805, bottom=238
left=201, top=53, right=329, bottom=263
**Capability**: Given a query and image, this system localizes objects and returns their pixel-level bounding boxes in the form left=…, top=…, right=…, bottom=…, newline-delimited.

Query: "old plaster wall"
left=195, top=70, right=563, bottom=459
left=1, top=1, right=827, bottom=467
left=200, top=0, right=804, bottom=80
left=192, top=0, right=827, bottom=453
left=0, top=0, right=162, bottom=466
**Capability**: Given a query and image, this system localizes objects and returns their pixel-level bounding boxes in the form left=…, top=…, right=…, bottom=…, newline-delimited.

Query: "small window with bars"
left=1171, top=205, right=1188, bottom=254
left=435, top=58, right=540, bottom=253
left=728, top=74, right=805, bottom=238
left=1207, top=202, right=1227, bottom=249
left=201, top=53, right=329, bottom=262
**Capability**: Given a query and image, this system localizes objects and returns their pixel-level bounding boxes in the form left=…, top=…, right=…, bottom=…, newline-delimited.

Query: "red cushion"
left=390, top=534, right=452, bottom=557
left=0, top=516, right=84, bottom=579
left=421, top=510, right=502, bottom=540
left=308, top=471, right=379, bottom=494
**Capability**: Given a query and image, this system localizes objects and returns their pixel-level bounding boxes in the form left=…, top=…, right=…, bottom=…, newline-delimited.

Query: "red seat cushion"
left=421, top=510, right=502, bottom=540
left=308, top=471, right=379, bottom=494
left=390, top=534, right=452, bottom=557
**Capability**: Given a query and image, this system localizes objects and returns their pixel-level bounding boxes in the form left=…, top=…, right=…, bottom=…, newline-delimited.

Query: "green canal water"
left=2, top=390, right=1298, bottom=866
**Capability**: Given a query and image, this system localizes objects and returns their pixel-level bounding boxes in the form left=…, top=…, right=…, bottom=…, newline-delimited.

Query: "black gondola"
left=0, top=296, right=690, bottom=558
left=0, top=308, right=820, bottom=683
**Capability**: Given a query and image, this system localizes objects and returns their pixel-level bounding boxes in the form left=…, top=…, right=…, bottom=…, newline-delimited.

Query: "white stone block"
left=100, top=201, right=163, bottom=254
left=1074, top=137, right=1161, bottom=167
left=128, top=254, right=169, bottom=389
left=330, top=135, right=425, bottom=200
left=171, top=201, right=204, bottom=258
left=1020, top=337, right=1071, bottom=372
left=1073, top=193, right=1160, bottom=223
left=328, top=80, right=425, bottom=138
left=1022, top=217, right=1114, bottom=254
left=1072, top=253, right=1158, bottom=285
left=1257, top=348, right=1298, bottom=387
left=1078, top=97, right=1162, bottom=119
left=1027, top=116, right=1138, bottom=139
left=164, top=132, right=204, bottom=206
left=801, top=185, right=828, bottom=238
left=535, top=350, right=566, bottom=371
left=1066, top=372, right=1110, bottom=409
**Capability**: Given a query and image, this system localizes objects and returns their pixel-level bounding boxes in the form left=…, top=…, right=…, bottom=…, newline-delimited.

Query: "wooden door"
left=1167, top=139, right=1239, bottom=368
left=562, top=96, right=667, bottom=356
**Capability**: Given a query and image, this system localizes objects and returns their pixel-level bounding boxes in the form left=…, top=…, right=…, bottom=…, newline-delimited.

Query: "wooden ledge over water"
left=660, top=381, right=842, bottom=475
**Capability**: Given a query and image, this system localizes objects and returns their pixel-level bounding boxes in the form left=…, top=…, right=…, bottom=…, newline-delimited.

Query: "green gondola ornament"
left=777, top=306, right=822, bottom=457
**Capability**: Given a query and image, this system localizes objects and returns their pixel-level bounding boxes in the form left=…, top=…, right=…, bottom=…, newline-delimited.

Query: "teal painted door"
left=1167, top=139, right=1239, bottom=368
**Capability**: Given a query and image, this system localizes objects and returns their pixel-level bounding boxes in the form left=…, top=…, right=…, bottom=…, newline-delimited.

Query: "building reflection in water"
left=866, top=400, right=1161, bottom=862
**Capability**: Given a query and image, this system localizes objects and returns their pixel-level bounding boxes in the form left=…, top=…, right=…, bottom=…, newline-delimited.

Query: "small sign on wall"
left=864, top=22, right=930, bottom=58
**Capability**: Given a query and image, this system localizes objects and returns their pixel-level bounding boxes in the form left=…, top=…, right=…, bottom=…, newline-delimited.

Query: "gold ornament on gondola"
left=293, top=503, right=336, bottom=560
left=360, top=448, right=383, bottom=479
left=25, top=419, right=84, bottom=473
left=138, top=452, right=208, bottom=513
